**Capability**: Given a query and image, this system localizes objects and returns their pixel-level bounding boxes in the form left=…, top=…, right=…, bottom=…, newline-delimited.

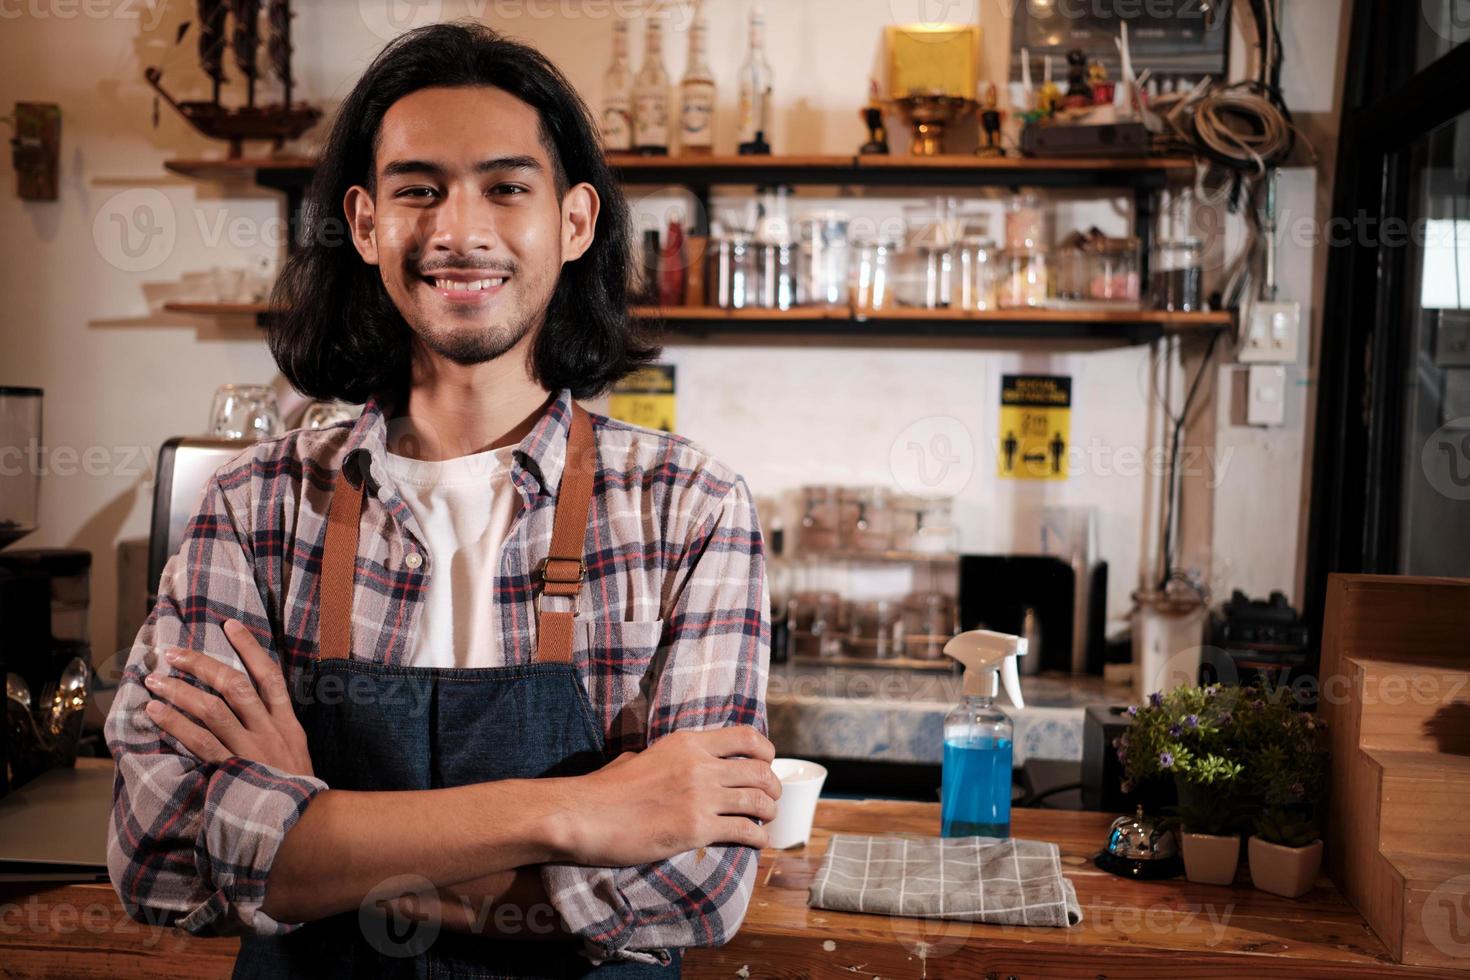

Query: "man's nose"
left=427, top=186, right=498, bottom=254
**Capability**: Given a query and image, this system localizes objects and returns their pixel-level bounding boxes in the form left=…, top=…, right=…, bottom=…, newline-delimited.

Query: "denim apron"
left=234, top=404, right=679, bottom=979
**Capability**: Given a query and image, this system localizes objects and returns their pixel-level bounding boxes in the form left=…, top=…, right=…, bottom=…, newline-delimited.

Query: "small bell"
left=1094, top=805, right=1184, bottom=880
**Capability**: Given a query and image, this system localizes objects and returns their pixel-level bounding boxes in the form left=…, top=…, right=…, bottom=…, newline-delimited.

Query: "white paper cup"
left=766, top=758, right=828, bottom=850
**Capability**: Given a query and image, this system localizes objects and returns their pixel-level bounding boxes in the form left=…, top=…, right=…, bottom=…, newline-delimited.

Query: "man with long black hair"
left=106, top=22, right=776, bottom=977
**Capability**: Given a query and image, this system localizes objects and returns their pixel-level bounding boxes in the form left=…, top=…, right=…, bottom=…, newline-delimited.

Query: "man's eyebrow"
left=378, top=156, right=544, bottom=181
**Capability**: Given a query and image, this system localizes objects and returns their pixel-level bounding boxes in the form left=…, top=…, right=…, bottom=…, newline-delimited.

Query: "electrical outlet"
left=1239, top=300, right=1301, bottom=364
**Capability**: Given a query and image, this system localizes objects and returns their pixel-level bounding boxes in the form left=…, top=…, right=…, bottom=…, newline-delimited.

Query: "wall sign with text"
left=998, top=374, right=1071, bottom=481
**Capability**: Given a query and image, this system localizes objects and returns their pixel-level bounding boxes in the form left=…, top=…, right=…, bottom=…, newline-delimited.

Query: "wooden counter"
left=1, top=800, right=1461, bottom=978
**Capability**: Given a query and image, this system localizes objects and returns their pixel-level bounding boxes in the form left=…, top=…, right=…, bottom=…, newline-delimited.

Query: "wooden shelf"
left=803, top=548, right=960, bottom=564
left=609, top=152, right=1194, bottom=189
left=633, top=304, right=1231, bottom=346
left=163, top=156, right=317, bottom=181
left=163, top=301, right=273, bottom=315
left=163, top=153, right=1197, bottom=193
left=163, top=301, right=1230, bottom=348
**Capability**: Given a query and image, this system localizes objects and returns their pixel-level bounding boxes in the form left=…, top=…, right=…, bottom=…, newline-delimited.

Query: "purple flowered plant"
left=1185, top=714, right=1200, bottom=729
left=1159, top=751, right=1175, bottom=769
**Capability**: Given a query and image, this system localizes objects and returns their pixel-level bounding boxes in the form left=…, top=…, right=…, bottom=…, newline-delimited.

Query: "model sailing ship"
left=145, top=0, right=320, bottom=158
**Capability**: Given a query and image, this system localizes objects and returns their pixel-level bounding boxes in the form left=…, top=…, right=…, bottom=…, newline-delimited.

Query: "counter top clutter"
left=767, top=664, right=1125, bottom=765
left=1, top=801, right=1454, bottom=979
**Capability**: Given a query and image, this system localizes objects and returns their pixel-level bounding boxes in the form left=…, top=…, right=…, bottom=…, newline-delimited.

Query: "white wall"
left=0, top=0, right=1345, bottom=661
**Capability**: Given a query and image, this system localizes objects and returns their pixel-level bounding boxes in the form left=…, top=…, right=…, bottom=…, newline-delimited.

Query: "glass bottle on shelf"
left=678, top=0, right=716, bottom=156
left=601, top=18, right=634, bottom=153
left=633, top=16, right=671, bottom=156
left=737, top=4, right=773, bottom=155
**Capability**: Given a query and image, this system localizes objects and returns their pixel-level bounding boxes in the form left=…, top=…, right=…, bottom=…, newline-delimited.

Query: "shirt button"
left=404, top=552, right=423, bottom=570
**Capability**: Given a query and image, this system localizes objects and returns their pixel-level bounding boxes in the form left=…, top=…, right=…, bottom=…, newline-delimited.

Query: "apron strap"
left=319, top=458, right=366, bottom=662
left=533, top=403, right=596, bottom=665
left=316, top=400, right=597, bottom=665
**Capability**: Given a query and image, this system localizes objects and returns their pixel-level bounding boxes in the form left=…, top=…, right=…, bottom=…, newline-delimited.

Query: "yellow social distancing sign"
left=609, top=365, right=676, bottom=433
left=998, top=374, right=1071, bottom=481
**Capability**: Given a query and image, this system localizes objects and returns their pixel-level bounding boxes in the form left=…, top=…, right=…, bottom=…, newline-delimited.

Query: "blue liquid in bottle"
left=941, top=733, right=1012, bottom=838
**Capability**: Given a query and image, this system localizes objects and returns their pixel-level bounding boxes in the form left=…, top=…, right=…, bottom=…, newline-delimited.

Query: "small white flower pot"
left=1248, top=835, right=1323, bottom=898
left=1180, top=830, right=1241, bottom=886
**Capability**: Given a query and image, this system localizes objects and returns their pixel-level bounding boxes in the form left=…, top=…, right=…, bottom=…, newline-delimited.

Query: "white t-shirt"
left=382, top=444, right=521, bottom=669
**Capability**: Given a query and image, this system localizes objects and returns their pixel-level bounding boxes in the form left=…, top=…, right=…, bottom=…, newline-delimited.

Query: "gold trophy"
left=893, top=93, right=974, bottom=156
left=886, top=24, right=979, bottom=157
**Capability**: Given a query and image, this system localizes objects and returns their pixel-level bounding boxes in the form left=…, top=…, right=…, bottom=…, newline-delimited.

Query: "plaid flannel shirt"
left=104, top=388, right=770, bottom=963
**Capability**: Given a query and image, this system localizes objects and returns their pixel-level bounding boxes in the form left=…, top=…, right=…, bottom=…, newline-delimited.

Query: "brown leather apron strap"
left=319, top=460, right=366, bottom=661
left=316, top=400, right=597, bottom=666
left=533, top=403, right=596, bottom=665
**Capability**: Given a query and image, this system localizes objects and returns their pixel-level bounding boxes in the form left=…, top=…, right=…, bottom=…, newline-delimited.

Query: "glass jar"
left=899, top=592, right=957, bottom=660
left=847, top=599, right=899, bottom=659
left=787, top=590, right=844, bottom=659
left=1150, top=238, right=1204, bottom=312
left=998, top=249, right=1049, bottom=309
left=797, top=211, right=851, bottom=306
left=852, top=238, right=898, bottom=312
left=955, top=238, right=999, bottom=311
left=798, top=484, right=842, bottom=552
left=1004, top=190, right=1045, bottom=251
left=1058, top=237, right=1142, bottom=304
left=897, top=244, right=954, bottom=309
left=707, top=235, right=758, bottom=309
left=757, top=242, right=798, bottom=310
left=838, top=486, right=892, bottom=552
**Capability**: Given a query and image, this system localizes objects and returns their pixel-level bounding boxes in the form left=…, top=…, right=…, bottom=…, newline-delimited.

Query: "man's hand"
left=550, top=726, right=781, bottom=867
left=142, top=619, right=314, bottom=778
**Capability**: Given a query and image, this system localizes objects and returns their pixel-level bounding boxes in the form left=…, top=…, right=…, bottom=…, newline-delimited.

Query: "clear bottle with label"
left=679, top=1, right=716, bottom=156
left=737, top=4, right=773, bottom=155
left=601, top=18, right=634, bottom=153
left=633, top=17, right=671, bottom=156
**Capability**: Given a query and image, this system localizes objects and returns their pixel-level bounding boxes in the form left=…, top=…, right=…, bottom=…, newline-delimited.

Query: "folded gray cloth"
left=808, top=834, right=1083, bottom=928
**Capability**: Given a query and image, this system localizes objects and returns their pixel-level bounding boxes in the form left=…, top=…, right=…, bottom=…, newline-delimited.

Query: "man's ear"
left=560, top=182, right=600, bottom=264
left=344, top=185, right=380, bottom=266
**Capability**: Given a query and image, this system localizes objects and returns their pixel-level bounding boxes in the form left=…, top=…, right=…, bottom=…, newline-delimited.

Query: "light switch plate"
left=1247, top=365, right=1288, bottom=426
left=1239, top=300, right=1301, bottom=364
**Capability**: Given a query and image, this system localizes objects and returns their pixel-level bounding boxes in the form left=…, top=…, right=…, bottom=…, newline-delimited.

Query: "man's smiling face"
left=345, top=85, right=593, bottom=366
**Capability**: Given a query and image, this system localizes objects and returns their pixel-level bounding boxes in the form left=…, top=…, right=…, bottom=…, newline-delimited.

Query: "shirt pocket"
left=575, top=619, right=666, bottom=753
left=575, top=618, right=666, bottom=670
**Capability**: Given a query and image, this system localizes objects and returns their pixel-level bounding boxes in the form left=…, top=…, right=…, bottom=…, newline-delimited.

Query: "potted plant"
left=1233, top=691, right=1328, bottom=898
left=1248, top=808, right=1324, bottom=898
left=1115, top=686, right=1247, bottom=885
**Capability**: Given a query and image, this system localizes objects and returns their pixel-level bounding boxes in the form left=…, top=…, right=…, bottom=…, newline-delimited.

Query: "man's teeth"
left=433, top=277, right=506, bottom=291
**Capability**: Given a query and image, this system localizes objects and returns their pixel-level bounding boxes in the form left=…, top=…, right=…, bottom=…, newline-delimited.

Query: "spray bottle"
left=940, top=630, right=1027, bottom=838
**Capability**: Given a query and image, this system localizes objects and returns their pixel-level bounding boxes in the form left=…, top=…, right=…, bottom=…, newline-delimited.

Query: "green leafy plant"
left=1254, top=807, right=1319, bottom=848
left=1116, top=683, right=1328, bottom=837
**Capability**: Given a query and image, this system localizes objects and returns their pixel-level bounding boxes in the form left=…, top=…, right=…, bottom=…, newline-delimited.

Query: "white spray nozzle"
left=942, top=629, right=1027, bottom=709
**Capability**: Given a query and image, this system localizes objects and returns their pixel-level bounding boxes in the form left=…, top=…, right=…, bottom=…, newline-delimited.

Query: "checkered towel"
left=808, top=834, right=1083, bottom=928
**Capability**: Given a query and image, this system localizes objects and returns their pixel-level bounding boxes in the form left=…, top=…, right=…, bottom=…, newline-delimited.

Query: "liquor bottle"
left=601, top=18, right=634, bottom=153
left=633, top=16, right=671, bottom=156
left=737, top=3, right=773, bottom=155
left=678, top=1, right=716, bottom=156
